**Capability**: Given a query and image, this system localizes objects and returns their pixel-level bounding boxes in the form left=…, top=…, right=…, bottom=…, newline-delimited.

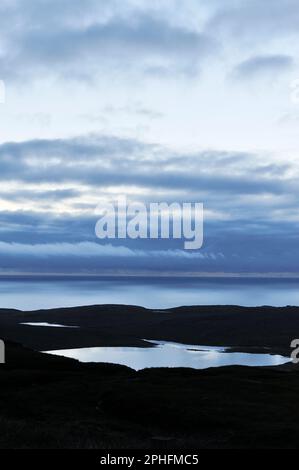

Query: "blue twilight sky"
left=0, top=0, right=299, bottom=275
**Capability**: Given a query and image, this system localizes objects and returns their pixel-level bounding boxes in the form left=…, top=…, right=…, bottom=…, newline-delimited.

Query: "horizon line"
left=0, top=271, right=299, bottom=279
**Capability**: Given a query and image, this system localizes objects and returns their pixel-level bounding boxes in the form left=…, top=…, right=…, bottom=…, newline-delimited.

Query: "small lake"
left=45, top=340, right=290, bottom=370
left=21, top=322, right=79, bottom=328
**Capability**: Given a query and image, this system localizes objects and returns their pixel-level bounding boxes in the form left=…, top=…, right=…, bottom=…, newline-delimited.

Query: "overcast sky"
left=0, top=0, right=299, bottom=275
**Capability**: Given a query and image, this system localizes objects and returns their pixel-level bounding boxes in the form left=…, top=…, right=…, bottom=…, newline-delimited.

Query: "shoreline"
left=0, top=303, right=297, bottom=356
left=0, top=305, right=299, bottom=449
left=0, top=339, right=298, bottom=449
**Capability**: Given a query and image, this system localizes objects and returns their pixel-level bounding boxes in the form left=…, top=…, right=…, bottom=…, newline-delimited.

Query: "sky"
left=0, top=0, right=299, bottom=275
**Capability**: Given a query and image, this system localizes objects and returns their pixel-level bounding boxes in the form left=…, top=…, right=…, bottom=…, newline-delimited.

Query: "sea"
left=0, top=275, right=298, bottom=310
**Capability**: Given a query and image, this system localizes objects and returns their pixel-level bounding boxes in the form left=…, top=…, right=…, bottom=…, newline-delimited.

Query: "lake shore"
left=0, top=340, right=298, bottom=449
left=1, top=304, right=299, bottom=448
left=0, top=303, right=298, bottom=356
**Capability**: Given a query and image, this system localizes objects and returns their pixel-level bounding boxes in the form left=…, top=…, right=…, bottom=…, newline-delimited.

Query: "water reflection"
left=21, top=322, right=79, bottom=328
left=45, top=340, right=290, bottom=370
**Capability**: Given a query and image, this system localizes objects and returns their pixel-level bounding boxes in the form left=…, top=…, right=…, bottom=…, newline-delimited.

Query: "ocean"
left=0, top=275, right=298, bottom=310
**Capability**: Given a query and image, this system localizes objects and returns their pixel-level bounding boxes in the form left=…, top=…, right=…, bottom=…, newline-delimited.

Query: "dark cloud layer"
left=0, top=134, right=298, bottom=273
left=0, top=136, right=297, bottom=196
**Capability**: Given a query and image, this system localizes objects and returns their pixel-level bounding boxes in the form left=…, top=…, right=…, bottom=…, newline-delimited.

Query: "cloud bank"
left=0, top=134, right=298, bottom=274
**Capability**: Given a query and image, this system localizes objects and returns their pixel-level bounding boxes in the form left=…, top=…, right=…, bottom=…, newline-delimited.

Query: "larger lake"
left=45, top=340, right=290, bottom=370
left=0, top=275, right=299, bottom=310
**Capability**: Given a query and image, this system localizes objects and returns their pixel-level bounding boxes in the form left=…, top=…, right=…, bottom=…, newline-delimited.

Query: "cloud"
left=233, top=54, right=294, bottom=80
left=0, top=135, right=297, bottom=202
left=0, top=229, right=299, bottom=274
left=0, top=241, right=209, bottom=259
left=0, top=134, right=298, bottom=273
left=0, top=2, right=216, bottom=81
left=0, top=188, right=80, bottom=203
left=1, top=0, right=298, bottom=85
left=0, top=1, right=299, bottom=274
left=208, top=0, right=299, bottom=43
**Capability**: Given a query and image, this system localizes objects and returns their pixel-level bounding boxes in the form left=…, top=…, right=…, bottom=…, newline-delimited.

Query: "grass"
left=0, top=341, right=299, bottom=448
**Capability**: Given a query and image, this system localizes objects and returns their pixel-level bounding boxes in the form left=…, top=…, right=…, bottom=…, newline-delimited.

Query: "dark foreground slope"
left=1, top=341, right=299, bottom=449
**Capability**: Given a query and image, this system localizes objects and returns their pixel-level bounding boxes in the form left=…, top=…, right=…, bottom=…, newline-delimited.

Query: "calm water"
left=45, top=340, right=290, bottom=370
left=0, top=276, right=298, bottom=310
left=21, top=322, right=79, bottom=328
